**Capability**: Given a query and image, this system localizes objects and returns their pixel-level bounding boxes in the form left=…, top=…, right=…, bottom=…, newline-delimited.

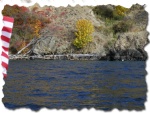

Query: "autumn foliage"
left=73, top=19, right=94, bottom=49
left=114, top=5, right=128, bottom=17
left=2, top=5, right=50, bottom=54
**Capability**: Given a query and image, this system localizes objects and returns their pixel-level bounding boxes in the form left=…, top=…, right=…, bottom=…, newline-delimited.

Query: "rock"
left=32, top=36, right=70, bottom=55
left=115, top=31, right=148, bottom=50
left=103, top=30, right=149, bottom=61
left=105, top=49, right=147, bottom=61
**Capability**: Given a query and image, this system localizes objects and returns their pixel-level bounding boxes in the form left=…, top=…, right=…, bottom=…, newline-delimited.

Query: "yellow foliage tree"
left=34, top=20, right=41, bottom=37
left=28, top=19, right=41, bottom=38
left=114, top=5, right=128, bottom=16
left=73, top=19, right=94, bottom=49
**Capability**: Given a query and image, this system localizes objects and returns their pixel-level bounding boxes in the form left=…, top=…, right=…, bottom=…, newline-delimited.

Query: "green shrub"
left=93, top=5, right=114, bottom=19
left=93, top=5, right=128, bottom=20
left=9, top=47, right=18, bottom=54
left=112, top=21, right=132, bottom=34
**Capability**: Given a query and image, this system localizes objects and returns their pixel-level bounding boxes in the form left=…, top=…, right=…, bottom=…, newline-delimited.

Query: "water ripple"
left=3, top=60, right=147, bottom=111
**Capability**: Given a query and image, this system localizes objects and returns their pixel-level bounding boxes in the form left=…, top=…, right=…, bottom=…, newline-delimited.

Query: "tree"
left=2, top=5, right=50, bottom=54
left=73, top=19, right=94, bottom=49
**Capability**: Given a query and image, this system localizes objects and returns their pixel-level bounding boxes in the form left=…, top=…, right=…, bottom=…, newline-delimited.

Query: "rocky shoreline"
left=9, top=52, right=147, bottom=61
left=9, top=54, right=100, bottom=60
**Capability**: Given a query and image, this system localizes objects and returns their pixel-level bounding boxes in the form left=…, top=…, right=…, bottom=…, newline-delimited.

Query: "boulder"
left=32, top=36, right=70, bottom=55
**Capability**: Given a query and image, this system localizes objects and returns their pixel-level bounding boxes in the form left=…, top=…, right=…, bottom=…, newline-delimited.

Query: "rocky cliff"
left=15, top=4, right=150, bottom=60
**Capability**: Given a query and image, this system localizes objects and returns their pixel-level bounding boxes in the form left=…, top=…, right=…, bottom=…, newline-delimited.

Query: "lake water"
left=3, top=60, right=147, bottom=111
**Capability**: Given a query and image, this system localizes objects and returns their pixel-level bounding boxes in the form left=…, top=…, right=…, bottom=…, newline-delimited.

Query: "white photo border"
left=0, top=0, right=150, bottom=113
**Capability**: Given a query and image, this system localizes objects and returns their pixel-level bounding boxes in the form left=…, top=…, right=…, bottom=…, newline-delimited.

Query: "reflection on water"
left=3, top=60, right=147, bottom=111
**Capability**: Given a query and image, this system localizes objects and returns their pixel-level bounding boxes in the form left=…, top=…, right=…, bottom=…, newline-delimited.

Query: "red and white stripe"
left=1, top=16, right=14, bottom=78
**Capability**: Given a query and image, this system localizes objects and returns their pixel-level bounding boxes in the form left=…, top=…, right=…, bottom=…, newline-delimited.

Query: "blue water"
left=3, top=60, right=147, bottom=111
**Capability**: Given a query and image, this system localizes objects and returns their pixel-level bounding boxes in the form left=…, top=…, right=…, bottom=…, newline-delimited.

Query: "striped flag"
left=1, top=16, right=14, bottom=78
